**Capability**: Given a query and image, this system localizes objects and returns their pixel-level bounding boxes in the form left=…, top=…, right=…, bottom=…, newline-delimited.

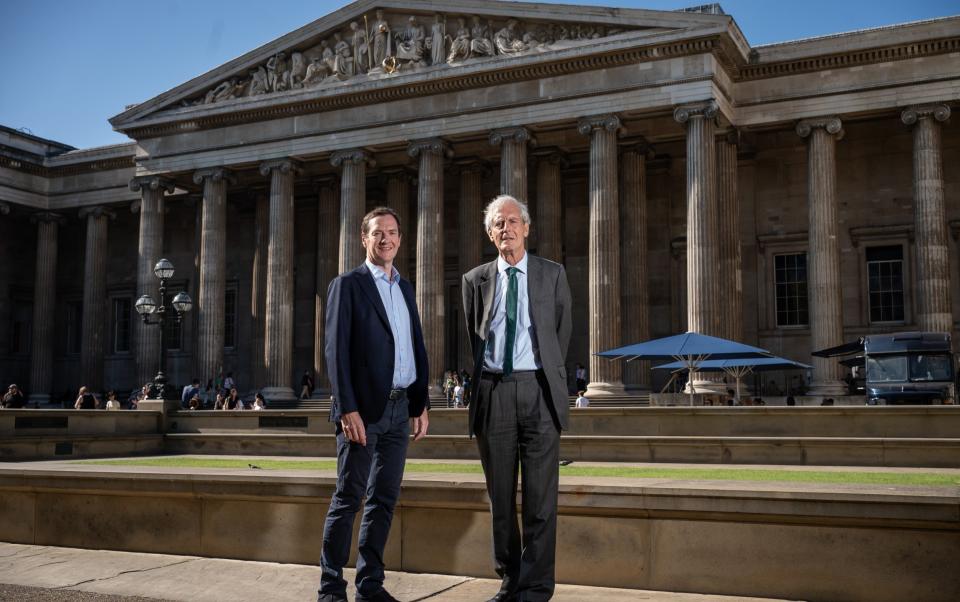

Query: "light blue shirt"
left=366, top=260, right=417, bottom=389
left=483, top=252, right=541, bottom=373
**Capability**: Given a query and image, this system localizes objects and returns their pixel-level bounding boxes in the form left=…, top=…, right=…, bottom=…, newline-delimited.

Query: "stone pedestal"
left=456, top=160, right=487, bottom=369
left=192, top=168, right=235, bottom=389
left=79, top=206, right=114, bottom=393
left=259, top=159, right=301, bottom=402
left=130, top=176, right=175, bottom=387
left=797, top=118, right=847, bottom=396
left=332, top=150, right=373, bottom=273
left=410, top=139, right=451, bottom=396
left=902, top=105, right=953, bottom=334
left=490, top=127, right=534, bottom=201
left=314, top=178, right=339, bottom=393
left=620, top=141, right=654, bottom=391
left=534, top=150, right=566, bottom=264
left=716, top=131, right=743, bottom=342
left=578, top=115, right=623, bottom=396
left=251, top=193, right=269, bottom=391
left=28, top=213, right=62, bottom=404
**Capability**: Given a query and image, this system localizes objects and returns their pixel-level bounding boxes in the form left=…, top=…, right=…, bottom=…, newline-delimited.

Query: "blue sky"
left=1, top=0, right=956, bottom=149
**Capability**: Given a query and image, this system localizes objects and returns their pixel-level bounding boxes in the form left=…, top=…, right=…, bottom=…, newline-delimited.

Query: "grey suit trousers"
left=475, top=369, right=560, bottom=602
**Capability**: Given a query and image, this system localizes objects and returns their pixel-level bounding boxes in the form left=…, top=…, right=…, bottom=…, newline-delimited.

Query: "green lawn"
left=79, top=457, right=960, bottom=487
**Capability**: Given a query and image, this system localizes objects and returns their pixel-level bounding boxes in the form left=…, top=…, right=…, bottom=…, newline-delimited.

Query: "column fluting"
left=797, top=117, right=847, bottom=396
left=79, top=206, right=113, bottom=393
left=410, top=138, right=450, bottom=396
left=332, top=150, right=373, bottom=273
left=534, top=151, right=566, bottom=264
left=716, top=131, right=743, bottom=342
left=903, top=105, right=953, bottom=333
left=192, top=167, right=235, bottom=389
left=314, top=178, right=340, bottom=392
left=251, top=193, right=269, bottom=390
left=490, top=127, right=534, bottom=201
left=385, top=169, right=412, bottom=279
left=28, top=213, right=63, bottom=403
left=578, top=115, right=623, bottom=395
left=457, top=160, right=487, bottom=369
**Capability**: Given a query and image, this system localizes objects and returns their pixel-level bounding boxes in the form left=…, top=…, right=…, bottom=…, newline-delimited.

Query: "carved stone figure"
left=248, top=66, right=269, bottom=96
left=350, top=22, right=370, bottom=73
left=495, top=19, right=526, bottom=55
left=469, top=16, right=495, bottom=57
left=333, top=33, right=354, bottom=79
left=426, top=15, right=446, bottom=66
left=395, top=16, right=425, bottom=64
left=302, top=56, right=329, bottom=87
left=266, top=52, right=288, bottom=92
left=320, top=40, right=336, bottom=73
left=289, top=52, right=306, bottom=89
left=447, top=17, right=471, bottom=64
left=370, top=9, right=391, bottom=67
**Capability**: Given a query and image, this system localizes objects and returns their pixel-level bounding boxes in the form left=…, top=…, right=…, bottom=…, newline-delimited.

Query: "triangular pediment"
left=110, top=0, right=734, bottom=131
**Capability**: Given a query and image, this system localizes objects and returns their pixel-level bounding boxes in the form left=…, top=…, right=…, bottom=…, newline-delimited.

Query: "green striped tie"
left=503, top=267, right=519, bottom=376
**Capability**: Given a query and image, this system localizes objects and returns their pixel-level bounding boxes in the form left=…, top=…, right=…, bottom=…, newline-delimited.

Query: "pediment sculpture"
left=181, top=10, right=630, bottom=107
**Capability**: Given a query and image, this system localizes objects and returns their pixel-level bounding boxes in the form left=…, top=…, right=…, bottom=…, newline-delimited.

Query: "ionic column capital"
left=0, top=202, right=9, bottom=215
left=719, top=128, right=741, bottom=146
left=577, top=114, right=622, bottom=136
left=78, top=206, right=116, bottom=220
left=532, top=148, right=570, bottom=168
left=330, top=149, right=375, bottom=168
left=408, top=138, right=453, bottom=159
left=129, top=175, right=176, bottom=194
left=673, top=101, right=718, bottom=125
left=796, top=117, right=844, bottom=140
left=259, top=158, right=303, bottom=177
left=619, top=136, right=655, bottom=159
left=451, top=158, right=492, bottom=176
left=192, top=167, right=237, bottom=185
left=489, top=126, right=536, bottom=147
left=30, top=211, right=65, bottom=225
left=901, top=104, right=951, bottom=126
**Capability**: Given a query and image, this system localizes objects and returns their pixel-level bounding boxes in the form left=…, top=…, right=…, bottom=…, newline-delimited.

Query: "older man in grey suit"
left=462, top=194, right=572, bottom=602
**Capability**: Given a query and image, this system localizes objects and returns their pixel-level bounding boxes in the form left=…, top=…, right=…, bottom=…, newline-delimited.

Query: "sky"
left=1, top=0, right=957, bottom=150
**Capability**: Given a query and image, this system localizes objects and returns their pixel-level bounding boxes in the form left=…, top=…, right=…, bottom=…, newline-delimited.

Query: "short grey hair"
left=483, top=195, right=531, bottom=231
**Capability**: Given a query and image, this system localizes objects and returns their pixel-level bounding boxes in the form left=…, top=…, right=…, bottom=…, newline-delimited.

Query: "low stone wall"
left=0, top=410, right=163, bottom=460
left=0, top=465, right=956, bottom=602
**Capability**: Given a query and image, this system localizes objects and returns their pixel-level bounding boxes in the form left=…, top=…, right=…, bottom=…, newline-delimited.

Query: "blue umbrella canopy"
left=653, top=357, right=811, bottom=372
left=597, top=332, right=773, bottom=361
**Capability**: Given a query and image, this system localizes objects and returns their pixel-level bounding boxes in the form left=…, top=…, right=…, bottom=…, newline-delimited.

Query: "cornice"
left=0, top=154, right=135, bottom=178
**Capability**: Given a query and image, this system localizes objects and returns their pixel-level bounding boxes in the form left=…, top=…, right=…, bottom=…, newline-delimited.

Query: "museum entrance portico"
left=1, top=1, right=957, bottom=404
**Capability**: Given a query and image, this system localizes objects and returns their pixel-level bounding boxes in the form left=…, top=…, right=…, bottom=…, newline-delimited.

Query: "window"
left=866, top=355, right=907, bottom=382
left=224, top=288, right=237, bottom=349
left=112, top=298, right=132, bottom=353
left=866, top=246, right=904, bottom=323
left=66, top=301, right=83, bottom=354
left=774, top=253, right=808, bottom=327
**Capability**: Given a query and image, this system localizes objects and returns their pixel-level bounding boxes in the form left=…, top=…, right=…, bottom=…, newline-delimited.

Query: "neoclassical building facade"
left=1, top=0, right=958, bottom=402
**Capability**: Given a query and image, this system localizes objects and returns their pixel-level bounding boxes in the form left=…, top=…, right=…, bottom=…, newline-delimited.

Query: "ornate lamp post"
left=135, top=258, right=192, bottom=402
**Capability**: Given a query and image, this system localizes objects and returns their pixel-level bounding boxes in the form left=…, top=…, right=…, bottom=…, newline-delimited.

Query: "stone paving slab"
left=0, top=543, right=797, bottom=602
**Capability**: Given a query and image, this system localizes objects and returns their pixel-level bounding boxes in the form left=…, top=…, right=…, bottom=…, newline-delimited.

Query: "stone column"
left=490, top=127, right=534, bottom=201
left=0, top=203, right=8, bottom=215
left=314, top=178, right=339, bottom=393
left=192, top=167, right=235, bottom=389
left=130, top=176, right=175, bottom=387
left=250, top=193, right=269, bottom=391
left=716, top=130, right=743, bottom=342
left=384, top=169, right=412, bottom=278
left=533, top=150, right=566, bottom=263
left=331, top=150, right=374, bottom=273
left=578, top=115, right=623, bottom=396
left=456, top=160, right=487, bottom=368
left=902, top=105, right=953, bottom=333
left=79, top=206, right=114, bottom=393
left=259, top=159, right=302, bottom=402
left=410, top=138, right=451, bottom=396
left=797, top=117, right=847, bottom=396
left=28, top=212, right=63, bottom=404
left=620, top=140, right=654, bottom=391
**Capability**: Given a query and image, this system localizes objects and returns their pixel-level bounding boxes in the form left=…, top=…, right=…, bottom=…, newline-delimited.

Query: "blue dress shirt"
left=483, top=252, right=541, bottom=373
left=365, top=260, right=417, bottom=389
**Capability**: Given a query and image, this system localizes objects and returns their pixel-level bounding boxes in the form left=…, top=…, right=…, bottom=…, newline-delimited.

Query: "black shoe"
left=317, top=594, right=347, bottom=602
left=356, top=590, right=401, bottom=602
left=486, top=593, right=517, bottom=602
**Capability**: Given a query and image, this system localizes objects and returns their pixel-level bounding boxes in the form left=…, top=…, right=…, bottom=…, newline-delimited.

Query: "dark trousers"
left=318, top=394, right=409, bottom=599
left=475, top=370, right=560, bottom=602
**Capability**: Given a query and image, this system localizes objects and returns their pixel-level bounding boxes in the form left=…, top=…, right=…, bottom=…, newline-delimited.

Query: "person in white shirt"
left=575, top=391, right=589, bottom=408
left=453, top=383, right=464, bottom=407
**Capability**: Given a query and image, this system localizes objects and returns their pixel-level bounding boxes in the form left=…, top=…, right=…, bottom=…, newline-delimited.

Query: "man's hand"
left=340, top=411, right=367, bottom=446
left=412, top=408, right=429, bottom=441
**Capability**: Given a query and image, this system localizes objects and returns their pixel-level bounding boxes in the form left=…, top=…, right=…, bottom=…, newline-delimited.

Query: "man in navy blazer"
left=318, top=207, right=429, bottom=602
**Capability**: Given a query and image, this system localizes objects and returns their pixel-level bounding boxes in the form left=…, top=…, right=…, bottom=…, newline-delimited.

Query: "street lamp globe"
left=172, top=292, right=193, bottom=313
left=135, top=295, right=157, bottom=315
left=153, top=258, right=175, bottom=280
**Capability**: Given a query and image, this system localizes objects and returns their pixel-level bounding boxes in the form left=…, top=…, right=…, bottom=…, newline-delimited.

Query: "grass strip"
left=79, top=457, right=960, bottom=487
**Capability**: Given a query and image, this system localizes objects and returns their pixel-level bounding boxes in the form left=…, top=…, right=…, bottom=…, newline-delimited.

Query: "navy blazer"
left=325, top=263, right=429, bottom=426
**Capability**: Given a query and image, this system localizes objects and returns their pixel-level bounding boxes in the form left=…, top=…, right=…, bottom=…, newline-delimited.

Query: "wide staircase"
left=266, top=393, right=649, bottom=411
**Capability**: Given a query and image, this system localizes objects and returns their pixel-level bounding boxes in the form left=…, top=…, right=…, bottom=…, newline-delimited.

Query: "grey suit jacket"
left=462, top=253, right=573, bottom=436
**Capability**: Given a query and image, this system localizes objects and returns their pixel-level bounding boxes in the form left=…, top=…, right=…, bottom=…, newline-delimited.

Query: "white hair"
left=483, top=195, right=531, bottom=231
